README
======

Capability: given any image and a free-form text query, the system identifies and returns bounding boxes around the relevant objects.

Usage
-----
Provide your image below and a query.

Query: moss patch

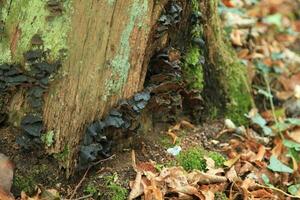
[13,164,49,195]
[176,147,226,171]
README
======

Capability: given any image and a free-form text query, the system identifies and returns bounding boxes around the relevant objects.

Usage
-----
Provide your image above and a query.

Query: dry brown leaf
[224,155,240,168]
[187,170,227,185]
[200,190,214,200]
[143,178,163,200]
[288,127,300,143]
[0,154,14,194]
[250,145,266,162]
[231,29,243,46]
[271,137,283,158]
[128,171,143,200]
[0,188,14,200]
[136,162,157,174]
[238,161,254,176]
[226,167,240,182]
[179,120,195,129]
[276,91,294,100]
[250,189,274,198]
[167,130,178,144]
[279,73,300,92]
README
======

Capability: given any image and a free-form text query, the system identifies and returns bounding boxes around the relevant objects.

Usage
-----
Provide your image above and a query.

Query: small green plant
[41,130,54,147]
[104,173,128,200]
[177,147,226,171]
[84,182,99,197]
[13,175,36,195]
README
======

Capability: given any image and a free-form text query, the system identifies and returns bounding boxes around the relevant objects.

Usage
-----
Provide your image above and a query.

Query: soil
[0,119,224,199]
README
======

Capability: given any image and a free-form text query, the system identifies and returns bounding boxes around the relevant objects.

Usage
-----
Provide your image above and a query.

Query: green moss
[0,0,72,63]
[215,192,228,200]
[13,164,48,195]
[14,175,36,195]
[176,147,226,171]
[104,173,128,200]
[177,147,206,171]
[183,45,204,90]
[107,183,128,200]
[181,1,204,91]
[84,182,99,197]
[208,151,226,168]
[105,0,148,96]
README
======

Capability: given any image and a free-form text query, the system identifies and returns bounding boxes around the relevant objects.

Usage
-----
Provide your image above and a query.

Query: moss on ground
[176,147,226,171]
[83,173,128,200]
[13,164,49,195]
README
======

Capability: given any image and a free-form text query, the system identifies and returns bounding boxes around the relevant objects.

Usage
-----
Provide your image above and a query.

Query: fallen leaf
[250,145,266,162]
[224,155,240,168]
[0,153,14,194]
[267,155,293,173]
[226,167,240,182]
[289,127,300,143]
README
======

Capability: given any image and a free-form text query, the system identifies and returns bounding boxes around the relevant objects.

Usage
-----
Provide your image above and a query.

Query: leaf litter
[1,0,300,199]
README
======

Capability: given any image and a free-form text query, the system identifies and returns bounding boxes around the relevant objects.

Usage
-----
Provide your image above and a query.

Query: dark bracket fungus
[78,46,201,169]
[0,47,61,149]
[156,2,182,37]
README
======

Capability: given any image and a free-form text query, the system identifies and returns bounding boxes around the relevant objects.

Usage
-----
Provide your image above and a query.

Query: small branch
[256,183,300,199]
[68,167,90,200]
[67,155,115,200]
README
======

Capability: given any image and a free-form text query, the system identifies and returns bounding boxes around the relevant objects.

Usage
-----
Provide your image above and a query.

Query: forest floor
[1,0,300,200]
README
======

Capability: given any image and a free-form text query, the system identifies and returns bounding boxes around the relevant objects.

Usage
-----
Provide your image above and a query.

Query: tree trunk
[0,0,252,174]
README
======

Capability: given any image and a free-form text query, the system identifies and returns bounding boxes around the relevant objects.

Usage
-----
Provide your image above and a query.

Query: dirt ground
[0,119,224,199]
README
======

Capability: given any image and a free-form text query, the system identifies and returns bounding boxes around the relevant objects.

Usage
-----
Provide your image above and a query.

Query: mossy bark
[1,0,253,174]
[0,0,169,174]
[200,0,253,124]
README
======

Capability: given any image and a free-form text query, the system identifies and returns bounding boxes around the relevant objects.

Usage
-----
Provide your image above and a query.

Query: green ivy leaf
[267,155,293,173]
[288,184,300,196]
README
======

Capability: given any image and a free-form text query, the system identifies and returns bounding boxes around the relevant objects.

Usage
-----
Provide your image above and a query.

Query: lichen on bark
[105,0,149,97]
[0,0,72,63]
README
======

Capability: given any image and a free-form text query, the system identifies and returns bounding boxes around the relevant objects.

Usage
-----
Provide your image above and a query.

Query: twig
[90,154,115,167]
[69,194,93,200]
[68,155,115,200]
[256,183,300,199]
[68,167,90,200]
[263,74,283,139]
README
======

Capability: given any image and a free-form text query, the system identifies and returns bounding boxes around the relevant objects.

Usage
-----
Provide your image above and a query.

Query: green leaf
[254,60,270,74]
[271,52,284,60]
[283,140,300,151]
[261,174,274,187]
[258,89,273,99]
[286,118,300,126]
[273,122,290,132]
[267,155,293,173]
[41,130,54,147]
[263,13,282,28]
[262,126,273,136]
[251,113,267,127]
[288,184,300,196]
